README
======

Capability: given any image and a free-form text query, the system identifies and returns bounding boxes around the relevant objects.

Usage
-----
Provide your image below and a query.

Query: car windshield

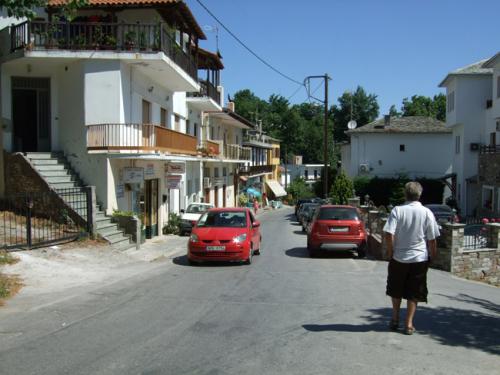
[318,207,359,220]
[186,204,212,214]
[197,211,248,228]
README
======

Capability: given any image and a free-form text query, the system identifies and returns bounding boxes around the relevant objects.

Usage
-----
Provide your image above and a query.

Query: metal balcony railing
[187,80,220,105]
[10,20,197,80]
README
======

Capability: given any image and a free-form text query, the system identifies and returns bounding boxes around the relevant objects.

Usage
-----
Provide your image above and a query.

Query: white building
[439,59,495,216]
[0,0,241,240]
[342,116,452,181]
[280,163,323,186]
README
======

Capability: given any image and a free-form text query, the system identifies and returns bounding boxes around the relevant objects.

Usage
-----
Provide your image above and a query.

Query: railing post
[86,186,97,238]
[26,197,33,249]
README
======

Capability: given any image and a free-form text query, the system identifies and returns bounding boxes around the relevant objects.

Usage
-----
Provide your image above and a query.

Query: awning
[265,180,287,198]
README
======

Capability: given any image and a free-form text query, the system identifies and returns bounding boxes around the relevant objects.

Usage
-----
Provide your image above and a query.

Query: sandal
[404,327,416,335]
[389,320,400,331]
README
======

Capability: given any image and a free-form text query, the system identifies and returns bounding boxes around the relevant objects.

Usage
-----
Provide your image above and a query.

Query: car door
[248,210,260,248]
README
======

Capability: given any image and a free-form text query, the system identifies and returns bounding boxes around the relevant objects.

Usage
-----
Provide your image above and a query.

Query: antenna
[203,25,219,51]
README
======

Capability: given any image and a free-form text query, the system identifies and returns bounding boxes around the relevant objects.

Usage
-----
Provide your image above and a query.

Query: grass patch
[0,274,22,305]
[0,250,18,265]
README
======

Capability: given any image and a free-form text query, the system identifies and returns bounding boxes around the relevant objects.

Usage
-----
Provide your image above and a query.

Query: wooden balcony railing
[87,123,198,155]
[198,140,220,156]
[10,20,197,80]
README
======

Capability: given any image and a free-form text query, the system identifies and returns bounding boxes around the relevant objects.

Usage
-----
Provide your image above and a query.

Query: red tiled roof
[48,0,178,5]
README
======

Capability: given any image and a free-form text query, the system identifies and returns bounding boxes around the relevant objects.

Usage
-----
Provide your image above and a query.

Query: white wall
[349,133,452,179]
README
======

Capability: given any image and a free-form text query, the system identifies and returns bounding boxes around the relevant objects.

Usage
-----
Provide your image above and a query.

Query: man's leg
[391,297,402,322]
[405,300,418,329]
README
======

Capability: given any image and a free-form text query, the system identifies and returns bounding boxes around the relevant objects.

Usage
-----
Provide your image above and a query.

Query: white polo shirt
[383,201,440,263]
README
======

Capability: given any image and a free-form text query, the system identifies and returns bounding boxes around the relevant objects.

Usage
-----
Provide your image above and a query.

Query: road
[0,206,499,375]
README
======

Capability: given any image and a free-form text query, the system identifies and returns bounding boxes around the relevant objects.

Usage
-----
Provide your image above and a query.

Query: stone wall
[477,152,500,218]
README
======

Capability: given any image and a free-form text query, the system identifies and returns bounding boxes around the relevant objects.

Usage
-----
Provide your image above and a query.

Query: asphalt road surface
[0,206,499,375]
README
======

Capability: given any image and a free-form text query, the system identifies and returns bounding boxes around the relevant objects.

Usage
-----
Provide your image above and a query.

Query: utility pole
[304,74,331,199]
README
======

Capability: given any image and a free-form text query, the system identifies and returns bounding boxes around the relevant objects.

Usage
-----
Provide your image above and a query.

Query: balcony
[186,80,221,111]
[239,165,273,176]
[198,140,220,157]
[87,123,198,155]
[199,140,251,161]
[10,20,197,81]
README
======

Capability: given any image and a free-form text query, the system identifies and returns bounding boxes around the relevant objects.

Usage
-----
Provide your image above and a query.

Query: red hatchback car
[307,205,366,258]
[187,208,262,265]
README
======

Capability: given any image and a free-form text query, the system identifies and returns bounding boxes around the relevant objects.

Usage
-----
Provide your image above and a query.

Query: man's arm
[427,239,437,260]
[385,232,394,260]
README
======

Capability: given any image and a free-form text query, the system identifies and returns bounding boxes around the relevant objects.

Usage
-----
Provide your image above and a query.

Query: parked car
[187,208,261,265]
[295,198,314,217]
[425,204,459,226]
[179,203,214,235]
[301,204,320,232]
[297,202,318,225]
[307,205,367,258]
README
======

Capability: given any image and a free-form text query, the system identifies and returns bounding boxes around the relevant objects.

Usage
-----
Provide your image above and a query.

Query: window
[222,167,227,177]
[482,186,494,210]
[314,170,318,179]
[142,100,151,123]
[455,135,460,154]
[174,114,180,131]
[160,108,168,127]
[235,135,239,144]
[497,76,500,98]
[399,144,405,152]
[186,120,190,135]
[304,170,309,179]
[447,91,455,112]
[187,180,192,195]
[214,167,219,178]
[490,132,496,147]
[203,167,210,177]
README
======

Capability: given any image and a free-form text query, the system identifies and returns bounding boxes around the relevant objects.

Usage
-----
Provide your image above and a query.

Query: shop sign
[123,167,144,183]
[116,184,125,199]
[145,163,155,177]
[167,162,185,174]
[166,174,182,189]
[213,177,225,186]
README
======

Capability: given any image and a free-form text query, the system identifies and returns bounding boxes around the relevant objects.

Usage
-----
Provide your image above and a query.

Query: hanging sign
[166,174,182,189]
[167,162,186,174]
[123,167,144,183]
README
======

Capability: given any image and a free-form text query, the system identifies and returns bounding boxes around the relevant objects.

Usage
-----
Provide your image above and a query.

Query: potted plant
[102,34,117,50]
[125,30,136,50]
[139,31,147,50]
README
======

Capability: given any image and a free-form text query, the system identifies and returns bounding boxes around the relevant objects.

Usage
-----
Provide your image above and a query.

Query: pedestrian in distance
[383,181,440,335]
[253,197,259,215]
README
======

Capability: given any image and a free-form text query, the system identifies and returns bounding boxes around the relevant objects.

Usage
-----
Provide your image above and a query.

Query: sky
[186,0,499,117]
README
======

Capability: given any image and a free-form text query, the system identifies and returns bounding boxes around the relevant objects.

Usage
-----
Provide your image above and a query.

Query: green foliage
[400,94,446,121]
[388,104,401,117]
[353,176,445,207]
[0,0,88,19]
[286,177,314,204]
[332,86,380,143]
[163,213,181,235]
[0,250,17,266]
[238,193,249,207]
[329,170,354,204]
[312,165,338,198]
[112,210,135,218]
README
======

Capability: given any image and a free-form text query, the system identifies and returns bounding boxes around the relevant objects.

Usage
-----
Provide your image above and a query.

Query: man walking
[383,182,440,335]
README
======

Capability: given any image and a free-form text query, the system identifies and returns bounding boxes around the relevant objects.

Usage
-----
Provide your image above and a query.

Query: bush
[330,170,354,204]
[163,212,181,235]
[286,177,314,205]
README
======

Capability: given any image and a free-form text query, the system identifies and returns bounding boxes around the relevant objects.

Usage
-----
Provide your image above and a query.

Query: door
[144,179,159,238]
[12,77,51,152]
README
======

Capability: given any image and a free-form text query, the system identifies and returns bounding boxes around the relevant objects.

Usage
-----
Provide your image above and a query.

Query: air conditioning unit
[359,164,370,173]
[203,177,212,189]
[470,143,479,151]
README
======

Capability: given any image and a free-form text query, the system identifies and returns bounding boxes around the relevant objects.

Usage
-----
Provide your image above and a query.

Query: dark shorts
[386,259,429,303]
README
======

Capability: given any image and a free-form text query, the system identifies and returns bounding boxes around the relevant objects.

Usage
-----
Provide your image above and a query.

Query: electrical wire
[194,0,304,87]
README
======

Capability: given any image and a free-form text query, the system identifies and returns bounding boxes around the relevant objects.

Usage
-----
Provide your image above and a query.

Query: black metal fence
[463,224,488,250]
[0,189,90,250]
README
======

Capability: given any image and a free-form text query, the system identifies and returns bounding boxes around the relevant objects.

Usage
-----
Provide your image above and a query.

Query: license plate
[206,246,225,251]
[329,227,348,233]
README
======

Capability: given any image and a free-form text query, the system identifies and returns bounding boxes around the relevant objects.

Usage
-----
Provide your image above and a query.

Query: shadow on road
[285,247,355,259]
[293,230,306,235]
[303,305,500,355]
[172,255,245,267]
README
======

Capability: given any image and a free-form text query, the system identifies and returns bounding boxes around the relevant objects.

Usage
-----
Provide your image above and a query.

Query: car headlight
[233,233,247,243]
[189,233,199,242]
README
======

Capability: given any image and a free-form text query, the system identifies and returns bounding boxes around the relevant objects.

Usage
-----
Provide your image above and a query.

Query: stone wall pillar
[348,197,360,208]
[486,223,500,249]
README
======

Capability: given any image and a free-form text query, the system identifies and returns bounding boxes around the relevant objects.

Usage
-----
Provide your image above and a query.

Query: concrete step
[45,175,78,184]
[39,170,71,177]
[25,152,63,159]
[111,237,134,249]
[49,182,79,189]
[104,232,130,244]
[96,220,117,230]
[98,225,121,237]
[30,159,62,165]
[35,164,67,171]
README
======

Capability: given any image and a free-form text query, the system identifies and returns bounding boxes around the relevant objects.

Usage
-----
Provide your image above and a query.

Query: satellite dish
[347,120,357,129]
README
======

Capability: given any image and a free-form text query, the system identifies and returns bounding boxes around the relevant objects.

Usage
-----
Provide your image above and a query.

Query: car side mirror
[180,209,185,214]
[252,221,260,228]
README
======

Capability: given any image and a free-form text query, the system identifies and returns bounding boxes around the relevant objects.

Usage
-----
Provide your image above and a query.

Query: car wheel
[245,245,253,265]
[307,239,317,258]
[254,236,262,255]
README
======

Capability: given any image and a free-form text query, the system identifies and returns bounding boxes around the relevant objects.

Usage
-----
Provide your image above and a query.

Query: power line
[194,0,304,86]
[287,84,306,101]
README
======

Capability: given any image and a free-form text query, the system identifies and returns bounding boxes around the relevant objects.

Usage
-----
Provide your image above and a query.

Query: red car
[307,205,366,258]
[187,208,262,265]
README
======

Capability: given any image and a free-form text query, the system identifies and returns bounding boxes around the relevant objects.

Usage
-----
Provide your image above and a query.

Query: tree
[329,170,354,205]
[332,86,379,142]
[286,177,314,204]
[388,104,401,117]
[0,0,87,19]
[400,93,446,121]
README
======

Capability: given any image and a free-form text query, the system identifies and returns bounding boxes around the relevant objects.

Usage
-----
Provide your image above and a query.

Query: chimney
[227,101,235,112]
[384,115,391,127]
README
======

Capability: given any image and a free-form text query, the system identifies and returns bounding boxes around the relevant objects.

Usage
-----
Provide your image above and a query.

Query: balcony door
[12,77,51,152]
